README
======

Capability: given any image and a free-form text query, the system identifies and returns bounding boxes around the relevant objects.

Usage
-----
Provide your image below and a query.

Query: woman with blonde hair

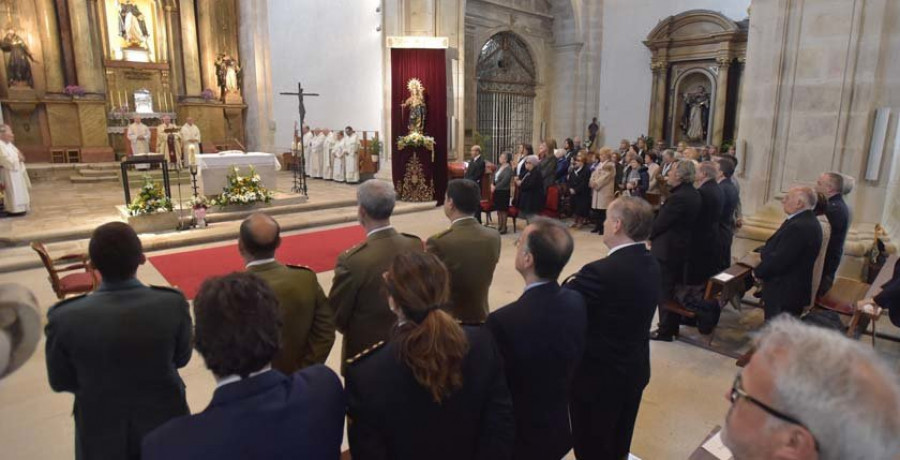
[589,148,616,234]
[346,252,514,460]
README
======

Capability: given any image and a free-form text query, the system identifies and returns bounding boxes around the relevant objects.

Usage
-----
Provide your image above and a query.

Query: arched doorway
[476,32,536,162]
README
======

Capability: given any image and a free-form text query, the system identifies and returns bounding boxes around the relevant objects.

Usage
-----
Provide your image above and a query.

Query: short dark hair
[239,214,281,260]
[525,217,574,280]
[717,156,736,178]
[446,179,481,215]
[723,153,738,167]
[609,197,654,241]
[89,222,143,282]
[193,273,281,378]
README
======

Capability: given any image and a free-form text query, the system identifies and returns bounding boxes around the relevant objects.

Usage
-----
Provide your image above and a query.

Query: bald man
[239,213,335,373]
[754,187,823,319]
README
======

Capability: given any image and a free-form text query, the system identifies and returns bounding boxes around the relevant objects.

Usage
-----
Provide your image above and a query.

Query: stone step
[79,168,120,177]
[83,163,121,171]
[69,175,119,183]
[69,174,193,184]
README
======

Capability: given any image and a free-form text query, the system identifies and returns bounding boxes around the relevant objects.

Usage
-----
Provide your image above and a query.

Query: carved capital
[716,56,733,67]
[650,60,668,73]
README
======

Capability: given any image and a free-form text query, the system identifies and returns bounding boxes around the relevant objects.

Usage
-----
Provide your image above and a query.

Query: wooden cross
[279,82,319,128]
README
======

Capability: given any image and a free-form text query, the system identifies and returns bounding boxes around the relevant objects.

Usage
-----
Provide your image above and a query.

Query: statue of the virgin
[401,78,426,135]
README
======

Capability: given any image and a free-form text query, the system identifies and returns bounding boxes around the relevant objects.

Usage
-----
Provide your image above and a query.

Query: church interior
[1,0,900,458]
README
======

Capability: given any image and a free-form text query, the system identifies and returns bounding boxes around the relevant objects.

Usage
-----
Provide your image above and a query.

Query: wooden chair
[539,185,561,218]
[31,242,101,300]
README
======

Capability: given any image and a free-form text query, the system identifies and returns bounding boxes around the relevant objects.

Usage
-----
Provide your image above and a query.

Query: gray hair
[820,172,843,195]
[525,155,540,166]
[608,197,653,241]
[673,160,696,184]
[661,149,675,160]
[698,161,718,181]
[754,316,900,459]
[357,180,396,220]
[839,173,854,195]
[792,186,818,210]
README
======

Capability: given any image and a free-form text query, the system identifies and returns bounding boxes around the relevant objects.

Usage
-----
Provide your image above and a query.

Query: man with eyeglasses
[721,316,900,459]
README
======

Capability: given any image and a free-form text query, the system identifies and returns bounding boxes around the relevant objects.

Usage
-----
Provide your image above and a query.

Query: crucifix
[279,82,319,195]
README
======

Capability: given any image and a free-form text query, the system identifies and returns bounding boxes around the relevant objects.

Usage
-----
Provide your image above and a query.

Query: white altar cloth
[197,152,282,195]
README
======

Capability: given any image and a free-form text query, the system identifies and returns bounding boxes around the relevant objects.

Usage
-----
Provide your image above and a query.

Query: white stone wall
[596,0,749,146]
[267,0,384,150]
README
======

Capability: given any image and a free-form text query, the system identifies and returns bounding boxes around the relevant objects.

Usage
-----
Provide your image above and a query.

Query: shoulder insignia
[402,232,423,241]
[428,228,452,240]
[48,294,88,315]
[286,264,314,272]
[343,241,368,258]
[150,285,186,296]
[345,340,386,365]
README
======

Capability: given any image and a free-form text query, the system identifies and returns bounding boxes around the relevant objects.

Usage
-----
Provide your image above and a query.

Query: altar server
[126,116,151,171]
[179,117,201,166]
[0,125,31,215]
[344,126,360,183]
[157,115,182,166]
[310,129,326,179]
[322,129,334,181]
[332,130,346,182]
[302,125,313,176]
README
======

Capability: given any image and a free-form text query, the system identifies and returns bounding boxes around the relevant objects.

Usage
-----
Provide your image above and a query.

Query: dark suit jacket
[330,227,423,373]
[466,156,486,185]
[650,183,701,271]
[45,279,192,460]
[142,366,345,460]
[687,180,725,284]
[487,282,586,460]
[539,155,558,191]
[346,327,514,460]
[518,169,545,214]
[875,258,900,327]
[755,210,823,312]
[822,194,851,283]
[718,178,740,268]
[427,218,502,323]
[564,244,661,395]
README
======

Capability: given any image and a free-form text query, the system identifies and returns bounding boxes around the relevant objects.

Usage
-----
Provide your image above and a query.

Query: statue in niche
[401,78,426,135]
[0,29,35,88]
[118,0,150,48]
[215,53,242,100]
[680,85,710,142]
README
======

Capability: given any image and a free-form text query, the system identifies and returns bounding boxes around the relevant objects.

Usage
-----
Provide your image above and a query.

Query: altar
[197,151,281,196]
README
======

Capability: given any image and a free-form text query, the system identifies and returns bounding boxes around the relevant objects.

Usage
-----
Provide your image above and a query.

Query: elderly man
[329,180,423,374]
[239,213,334,373]
[565,197,660,459]
[686,161,724,285]
[179,117,201,166]
[157,115,181,166]
[464,145,486,223]
[722,316,900,459]
[0,125,31,215]
[815,172,852,296]
[488,218,586,460]
[717,156,740,269]
[754,186,823,319]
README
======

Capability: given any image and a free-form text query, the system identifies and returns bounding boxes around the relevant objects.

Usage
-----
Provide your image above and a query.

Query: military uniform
[329,227,423,374]
[44,279,192,460]
[426,217,501,323]
[247,260,335,374]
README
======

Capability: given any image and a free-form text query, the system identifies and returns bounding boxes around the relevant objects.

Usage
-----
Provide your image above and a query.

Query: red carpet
[149,225,366,299]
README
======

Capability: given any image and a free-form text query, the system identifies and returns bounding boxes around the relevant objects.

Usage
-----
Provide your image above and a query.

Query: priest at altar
[344,126,360,183]
[322,129,335,181]
[0,125,31,215]
[157,116,182,166]
[126,116,151,171]
[310,129,326,178]
[180,117,201,166]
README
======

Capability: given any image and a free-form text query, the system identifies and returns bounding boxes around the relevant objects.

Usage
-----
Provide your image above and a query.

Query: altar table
[197,151,281,196]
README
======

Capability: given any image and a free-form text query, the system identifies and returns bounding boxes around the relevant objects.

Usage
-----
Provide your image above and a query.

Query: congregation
[27,149,900,459]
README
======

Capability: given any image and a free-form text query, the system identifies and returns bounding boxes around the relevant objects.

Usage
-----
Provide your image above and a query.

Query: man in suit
[330,180,423,373]
[465,145,486,223]
[239,213,335,374]
[754,186,823,319]
[565,197,660,460]
[815,172,852,296]
[717,156,740,270]
[686,161,724,285]
[45,222,192,460]
[650,161,702,341]
[142,273,345,460]
[427,179,501,324]
[487,217,586,460]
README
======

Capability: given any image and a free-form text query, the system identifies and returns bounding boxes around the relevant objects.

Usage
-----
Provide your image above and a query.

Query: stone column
[35,0,64,91]
[648,60,667,142]
[179,0,203,95]
[196,0,218,95]
[711,56,731,146]
[237,0,275,152]
[163,2,182,96]
[67,0,105,92]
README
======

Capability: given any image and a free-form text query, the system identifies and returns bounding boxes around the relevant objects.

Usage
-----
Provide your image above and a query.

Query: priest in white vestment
[0,125,31,214]
[179,117,201,166]
[332,131,345,182]
[344,126,360,183]
[156,115,182,166]
[302,125,313,176]
[126,116,151,171]
[322,129,334,181]
[310,129,326,178]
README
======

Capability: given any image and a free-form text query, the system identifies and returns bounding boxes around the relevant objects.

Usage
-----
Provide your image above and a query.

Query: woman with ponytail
[346,251,514,460]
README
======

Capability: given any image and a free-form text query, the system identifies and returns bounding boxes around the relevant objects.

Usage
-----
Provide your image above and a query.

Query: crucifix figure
[280,82,319,128]
[279,82,319,195]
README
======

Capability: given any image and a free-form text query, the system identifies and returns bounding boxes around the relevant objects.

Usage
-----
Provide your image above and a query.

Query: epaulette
[150,285,185,296]
[342,241,368,259]
[47,294,87,315]
[286,264,314,272]
[345,340,385,366]
[428,228,452,240]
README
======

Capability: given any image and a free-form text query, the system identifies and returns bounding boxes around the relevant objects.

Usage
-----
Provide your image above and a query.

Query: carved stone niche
[644,10,747,147]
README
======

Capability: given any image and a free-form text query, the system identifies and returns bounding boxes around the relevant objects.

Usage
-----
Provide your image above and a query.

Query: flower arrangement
[396,132,436,152]
[127,176,173,216]
[188,194,210,210]
[210,166,274,207]
[64,85,86,97]
[201,88,216,101]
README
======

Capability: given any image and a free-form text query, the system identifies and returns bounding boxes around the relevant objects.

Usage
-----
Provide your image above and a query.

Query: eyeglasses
[729,372,820,451]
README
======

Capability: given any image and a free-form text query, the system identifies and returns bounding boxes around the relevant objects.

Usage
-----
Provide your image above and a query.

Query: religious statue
[215,54,242,100]
[401,78,426,135]
[681,85,710,142]
[118,0,150,48]
[0,30,35,88]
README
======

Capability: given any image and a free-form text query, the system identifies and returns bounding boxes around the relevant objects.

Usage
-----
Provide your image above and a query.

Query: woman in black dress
[567,153,592,229]
[515,155,545,223]
[492,152,513,234]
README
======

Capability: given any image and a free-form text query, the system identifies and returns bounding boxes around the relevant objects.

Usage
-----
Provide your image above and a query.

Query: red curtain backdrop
[391,48,448,204]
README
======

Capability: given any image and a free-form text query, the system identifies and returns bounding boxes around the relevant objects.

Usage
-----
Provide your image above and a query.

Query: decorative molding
[386,36,449,49]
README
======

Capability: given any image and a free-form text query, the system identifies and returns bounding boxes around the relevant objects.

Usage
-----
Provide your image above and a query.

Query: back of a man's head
[525,217,574,280]
[446,179,480,215]
[608,197,653,242]
[743,317,900,459]
[717,156,736,178]
[239,213,281,261]
[357,180,396,221]
[89,222,144,282]
[193,272,281,379]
